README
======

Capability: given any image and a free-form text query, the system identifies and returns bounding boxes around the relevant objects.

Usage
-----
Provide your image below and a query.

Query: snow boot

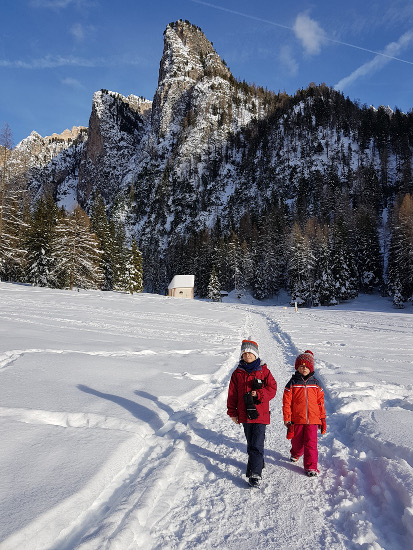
[247,458,264,476]
[248,473,261,488]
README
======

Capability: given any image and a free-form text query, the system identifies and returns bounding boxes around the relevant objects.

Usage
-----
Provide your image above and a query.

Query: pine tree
[25,195,60,286]
[392,279,405,308]
[312,224,336,305]
[288,223,306,306]
[251,226,270,300]
[354,206,382,293]
[120,238,143,294]
[0,123,29,282]
[90,192,115,290]
[213,235,230,293]
[50,206,103,290]
[227,230,244,298]
[387,194,413,303]
[0,187,30,282]
[288,222,316,306]
[207,265,221,301]
[0,123,13,244]
[194,228,213,298]
[330,217,358,302]
[109,219,126,291]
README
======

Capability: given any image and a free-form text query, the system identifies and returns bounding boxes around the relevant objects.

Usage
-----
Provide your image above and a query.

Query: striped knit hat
[240,339,259,359]
[295,350,314,373]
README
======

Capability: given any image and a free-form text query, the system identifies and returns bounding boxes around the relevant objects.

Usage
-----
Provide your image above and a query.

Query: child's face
[242,352,256,363]
[297,364,310,376]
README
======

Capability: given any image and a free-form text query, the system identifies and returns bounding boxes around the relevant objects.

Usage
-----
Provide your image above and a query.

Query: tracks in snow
[4,303,411,549]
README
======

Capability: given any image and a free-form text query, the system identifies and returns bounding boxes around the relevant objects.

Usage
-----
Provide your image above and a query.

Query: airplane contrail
[189,0,413,66]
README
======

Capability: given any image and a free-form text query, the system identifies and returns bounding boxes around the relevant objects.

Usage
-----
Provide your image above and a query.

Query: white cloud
[29,0,97,8]
[30,0,75,7]
[0,53,145,70]
[293,12,327,55]
[335,30,413,91]
[0,55,97,69]
[61,77,83,89]
[70,23,85,42]
[70,23,96,43]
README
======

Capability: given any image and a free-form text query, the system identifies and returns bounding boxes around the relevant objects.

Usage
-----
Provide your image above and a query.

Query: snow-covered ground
[1,283,412,550]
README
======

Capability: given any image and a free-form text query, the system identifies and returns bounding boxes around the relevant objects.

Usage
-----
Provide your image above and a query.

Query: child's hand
[286,423,294,439]
[320,419,327,434]
[230,416,240,424]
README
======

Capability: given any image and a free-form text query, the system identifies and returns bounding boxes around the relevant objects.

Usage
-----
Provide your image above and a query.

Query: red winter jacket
[283,372,326,425]
[227,362,277,424]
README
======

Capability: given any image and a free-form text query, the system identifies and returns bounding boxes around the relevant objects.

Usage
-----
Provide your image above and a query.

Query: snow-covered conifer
[119,238,143,294]
[0,123,29,282]
[50,206,103,290]
[387,194,413,303]
[91,192,115,290]
[207,265,221,301]
[25,195,60,286]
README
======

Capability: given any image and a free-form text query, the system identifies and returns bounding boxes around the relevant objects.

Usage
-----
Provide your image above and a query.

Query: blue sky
[2,0,413,145]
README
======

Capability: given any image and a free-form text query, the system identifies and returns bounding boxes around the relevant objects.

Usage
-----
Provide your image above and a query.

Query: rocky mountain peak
[160,20,231,84]
[152,20,232,137]
[45,126,88,143]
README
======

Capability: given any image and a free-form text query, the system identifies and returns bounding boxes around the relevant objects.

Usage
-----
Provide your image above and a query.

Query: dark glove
[251,379,263,404]
[243,392,259,420]
[286,422,294,439]
[251,378,264,391]
[319,419,327,435]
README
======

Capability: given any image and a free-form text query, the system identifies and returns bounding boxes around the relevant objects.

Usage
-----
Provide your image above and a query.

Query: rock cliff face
[77,91,151,203]
[152,20,232,138]
[9,127,87,202]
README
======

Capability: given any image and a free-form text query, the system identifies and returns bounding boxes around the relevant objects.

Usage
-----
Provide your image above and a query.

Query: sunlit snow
[1,283,412,549]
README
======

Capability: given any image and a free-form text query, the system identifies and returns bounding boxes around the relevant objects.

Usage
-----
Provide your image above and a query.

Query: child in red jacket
[227,338,277,488]
[283,350,326,477]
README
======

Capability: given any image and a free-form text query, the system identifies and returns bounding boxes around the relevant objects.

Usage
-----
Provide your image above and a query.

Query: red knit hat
[240,339,259,359]
[295,350,314,373]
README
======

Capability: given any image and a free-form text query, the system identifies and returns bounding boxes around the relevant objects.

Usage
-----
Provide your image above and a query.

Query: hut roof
[168,275,195,290]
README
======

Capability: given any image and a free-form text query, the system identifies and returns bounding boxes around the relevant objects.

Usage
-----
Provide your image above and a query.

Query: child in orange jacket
[282,350,326,477]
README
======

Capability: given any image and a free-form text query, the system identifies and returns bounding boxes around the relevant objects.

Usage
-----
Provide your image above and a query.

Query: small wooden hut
[168,275,195,299]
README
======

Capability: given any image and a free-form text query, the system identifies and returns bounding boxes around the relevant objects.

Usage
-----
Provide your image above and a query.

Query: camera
[251,378,264,390]
[243,392,259,419]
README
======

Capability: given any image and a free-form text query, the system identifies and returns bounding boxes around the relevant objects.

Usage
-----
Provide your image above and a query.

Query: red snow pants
[290,424,318,471]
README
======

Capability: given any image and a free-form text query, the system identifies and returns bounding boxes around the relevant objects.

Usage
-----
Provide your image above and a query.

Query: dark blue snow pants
[243,423,266,477]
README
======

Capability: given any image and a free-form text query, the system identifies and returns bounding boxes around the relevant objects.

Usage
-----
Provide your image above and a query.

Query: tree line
[143,193,413,308]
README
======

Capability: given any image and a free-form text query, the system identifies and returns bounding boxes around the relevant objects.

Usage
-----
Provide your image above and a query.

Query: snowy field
[1,282,413,550]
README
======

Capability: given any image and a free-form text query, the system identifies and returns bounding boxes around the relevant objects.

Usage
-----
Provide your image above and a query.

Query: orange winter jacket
[283,372,326,425]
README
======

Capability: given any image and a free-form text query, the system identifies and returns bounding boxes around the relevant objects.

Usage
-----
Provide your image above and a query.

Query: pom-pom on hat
[295,350,314,373]
[240,339,259,359]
